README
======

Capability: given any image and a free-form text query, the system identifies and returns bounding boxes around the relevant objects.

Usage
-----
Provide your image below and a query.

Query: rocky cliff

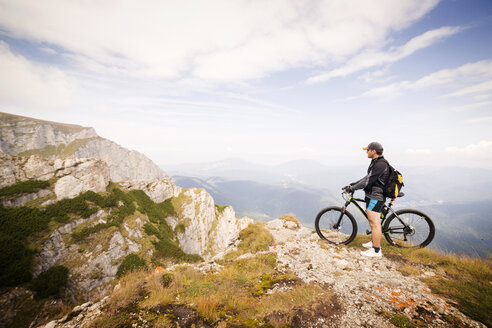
[0,151,249,289]
[0,113,255,327]
[0,112,167,181]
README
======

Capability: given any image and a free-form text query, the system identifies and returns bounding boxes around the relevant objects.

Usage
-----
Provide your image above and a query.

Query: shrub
[391,314,414,328]
[0,180,50,197]
[0,232,33,286]
[116,254,147,278]
[45,196,98,221]
[152,239,202,263]
[129,190,176,222]
[161,273,173,287]
[30,265,69,299]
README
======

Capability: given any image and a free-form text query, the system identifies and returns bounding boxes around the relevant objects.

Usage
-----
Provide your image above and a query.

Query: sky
[0,0,491,169]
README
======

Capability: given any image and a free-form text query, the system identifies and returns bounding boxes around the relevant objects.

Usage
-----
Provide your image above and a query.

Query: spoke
[387,212,431,247]
[317,209,354,244]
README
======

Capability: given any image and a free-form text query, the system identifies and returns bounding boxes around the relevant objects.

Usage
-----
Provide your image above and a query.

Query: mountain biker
[343,141,389,258]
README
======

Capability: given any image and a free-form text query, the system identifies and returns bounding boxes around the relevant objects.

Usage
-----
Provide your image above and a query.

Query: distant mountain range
[168,158,492,257]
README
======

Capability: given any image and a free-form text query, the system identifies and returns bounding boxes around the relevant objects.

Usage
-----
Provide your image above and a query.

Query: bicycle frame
[339,192,399,232]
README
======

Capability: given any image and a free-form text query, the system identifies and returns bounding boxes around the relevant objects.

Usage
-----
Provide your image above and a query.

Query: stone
[120,178,181,203]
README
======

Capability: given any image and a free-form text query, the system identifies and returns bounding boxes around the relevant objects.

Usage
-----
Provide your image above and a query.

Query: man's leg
[366,209,382,248]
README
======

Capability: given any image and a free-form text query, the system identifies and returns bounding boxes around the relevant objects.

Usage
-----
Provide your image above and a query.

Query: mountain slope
[38,218,489,328]
[0,112,167,181]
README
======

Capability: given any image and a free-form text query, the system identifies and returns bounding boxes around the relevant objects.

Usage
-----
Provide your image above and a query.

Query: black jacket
[350,156,389,201]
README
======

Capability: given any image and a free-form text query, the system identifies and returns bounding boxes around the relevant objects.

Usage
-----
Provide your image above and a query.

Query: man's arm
[350,175,369,191]
[349,161,387,191]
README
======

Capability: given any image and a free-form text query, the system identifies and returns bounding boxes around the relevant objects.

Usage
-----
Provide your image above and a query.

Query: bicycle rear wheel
[315,207,357,245]
[383,209,435,248]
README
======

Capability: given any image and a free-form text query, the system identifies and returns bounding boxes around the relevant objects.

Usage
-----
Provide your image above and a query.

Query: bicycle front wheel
[383,209,435,248]
[315,207,357,245]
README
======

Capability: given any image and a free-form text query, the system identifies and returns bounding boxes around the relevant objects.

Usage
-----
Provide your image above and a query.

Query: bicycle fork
[335,201,351,230]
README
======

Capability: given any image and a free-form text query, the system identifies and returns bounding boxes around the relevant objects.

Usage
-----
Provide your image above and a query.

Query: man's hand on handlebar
[342,185,353,193]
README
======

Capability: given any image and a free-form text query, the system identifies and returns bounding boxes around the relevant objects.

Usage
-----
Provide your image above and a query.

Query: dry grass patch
[140,273,174,309]
[255,284,331,317]
[105,270,148,314]
[397,265,420,276]
[224,221,274,260]
[279,214,301,229]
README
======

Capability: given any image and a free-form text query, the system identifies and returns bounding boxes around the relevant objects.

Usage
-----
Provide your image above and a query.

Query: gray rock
[1,189,52,207]
[0,112,169,182]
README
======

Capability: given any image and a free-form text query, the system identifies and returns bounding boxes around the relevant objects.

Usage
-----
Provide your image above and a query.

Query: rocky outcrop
[0,112,97,155]
[0,112,169,182]
[0,152,54,187]
[0,153,110,200]
[40,296,109,328]
[73,139,168,182]
[172,188,252,258]
[53,158,110,200]
[1,189,52,207]
[119,178,181,203]
[34,210,110,276]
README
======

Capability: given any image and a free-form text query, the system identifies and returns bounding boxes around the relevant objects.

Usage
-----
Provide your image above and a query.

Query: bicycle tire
[383,209,435,248]
[315,206,358,245]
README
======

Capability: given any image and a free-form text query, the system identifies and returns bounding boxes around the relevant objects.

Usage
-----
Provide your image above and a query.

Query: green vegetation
[18,137,100,157]
[225,222,274,260]
[0,180,50,197]
[391,314,414,328]
[161,273,173,287]
[116,254,147,278]
[0,187,137,288]
[215,204,227,214]
[0,232,33,286]
[30,265,69,299]
[92,251,329,328]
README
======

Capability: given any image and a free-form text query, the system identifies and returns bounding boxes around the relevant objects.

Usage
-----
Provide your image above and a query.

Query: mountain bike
[315,191,435,248]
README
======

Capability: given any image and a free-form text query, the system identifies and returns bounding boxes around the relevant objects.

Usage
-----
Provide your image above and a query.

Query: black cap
[363,142,383,152]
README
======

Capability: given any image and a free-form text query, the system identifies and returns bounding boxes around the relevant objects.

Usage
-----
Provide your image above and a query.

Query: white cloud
[39,46,57,54]
[449,101,492,111]
[358,59,492,99]
[0,0,439,83]
[445,140,492,155]
[307,25,460,84]
[443,80,492,98]
[0,41,75,108]
[466,116,492,123]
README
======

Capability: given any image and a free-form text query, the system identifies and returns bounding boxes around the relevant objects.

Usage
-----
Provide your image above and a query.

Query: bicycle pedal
[365,229,372,235]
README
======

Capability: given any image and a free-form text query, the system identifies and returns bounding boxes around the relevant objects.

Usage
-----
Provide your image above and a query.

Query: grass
[352,234,492,327]
[391,314,415,328]
[215,204,227,214]
[18,137,100,157]
[224,221,274,260]
[98,252,328,327]
[279,214,300,229]
[91,222,330,327]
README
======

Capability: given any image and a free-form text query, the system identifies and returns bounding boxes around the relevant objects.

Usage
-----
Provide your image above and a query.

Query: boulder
[54,158,110,200]
[119,178,181,203]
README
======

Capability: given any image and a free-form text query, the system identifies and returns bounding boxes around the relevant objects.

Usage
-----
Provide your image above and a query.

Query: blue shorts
[365,197,385,213]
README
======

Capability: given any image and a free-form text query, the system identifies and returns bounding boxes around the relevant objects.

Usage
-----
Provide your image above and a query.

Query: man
[343,141,389,258]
